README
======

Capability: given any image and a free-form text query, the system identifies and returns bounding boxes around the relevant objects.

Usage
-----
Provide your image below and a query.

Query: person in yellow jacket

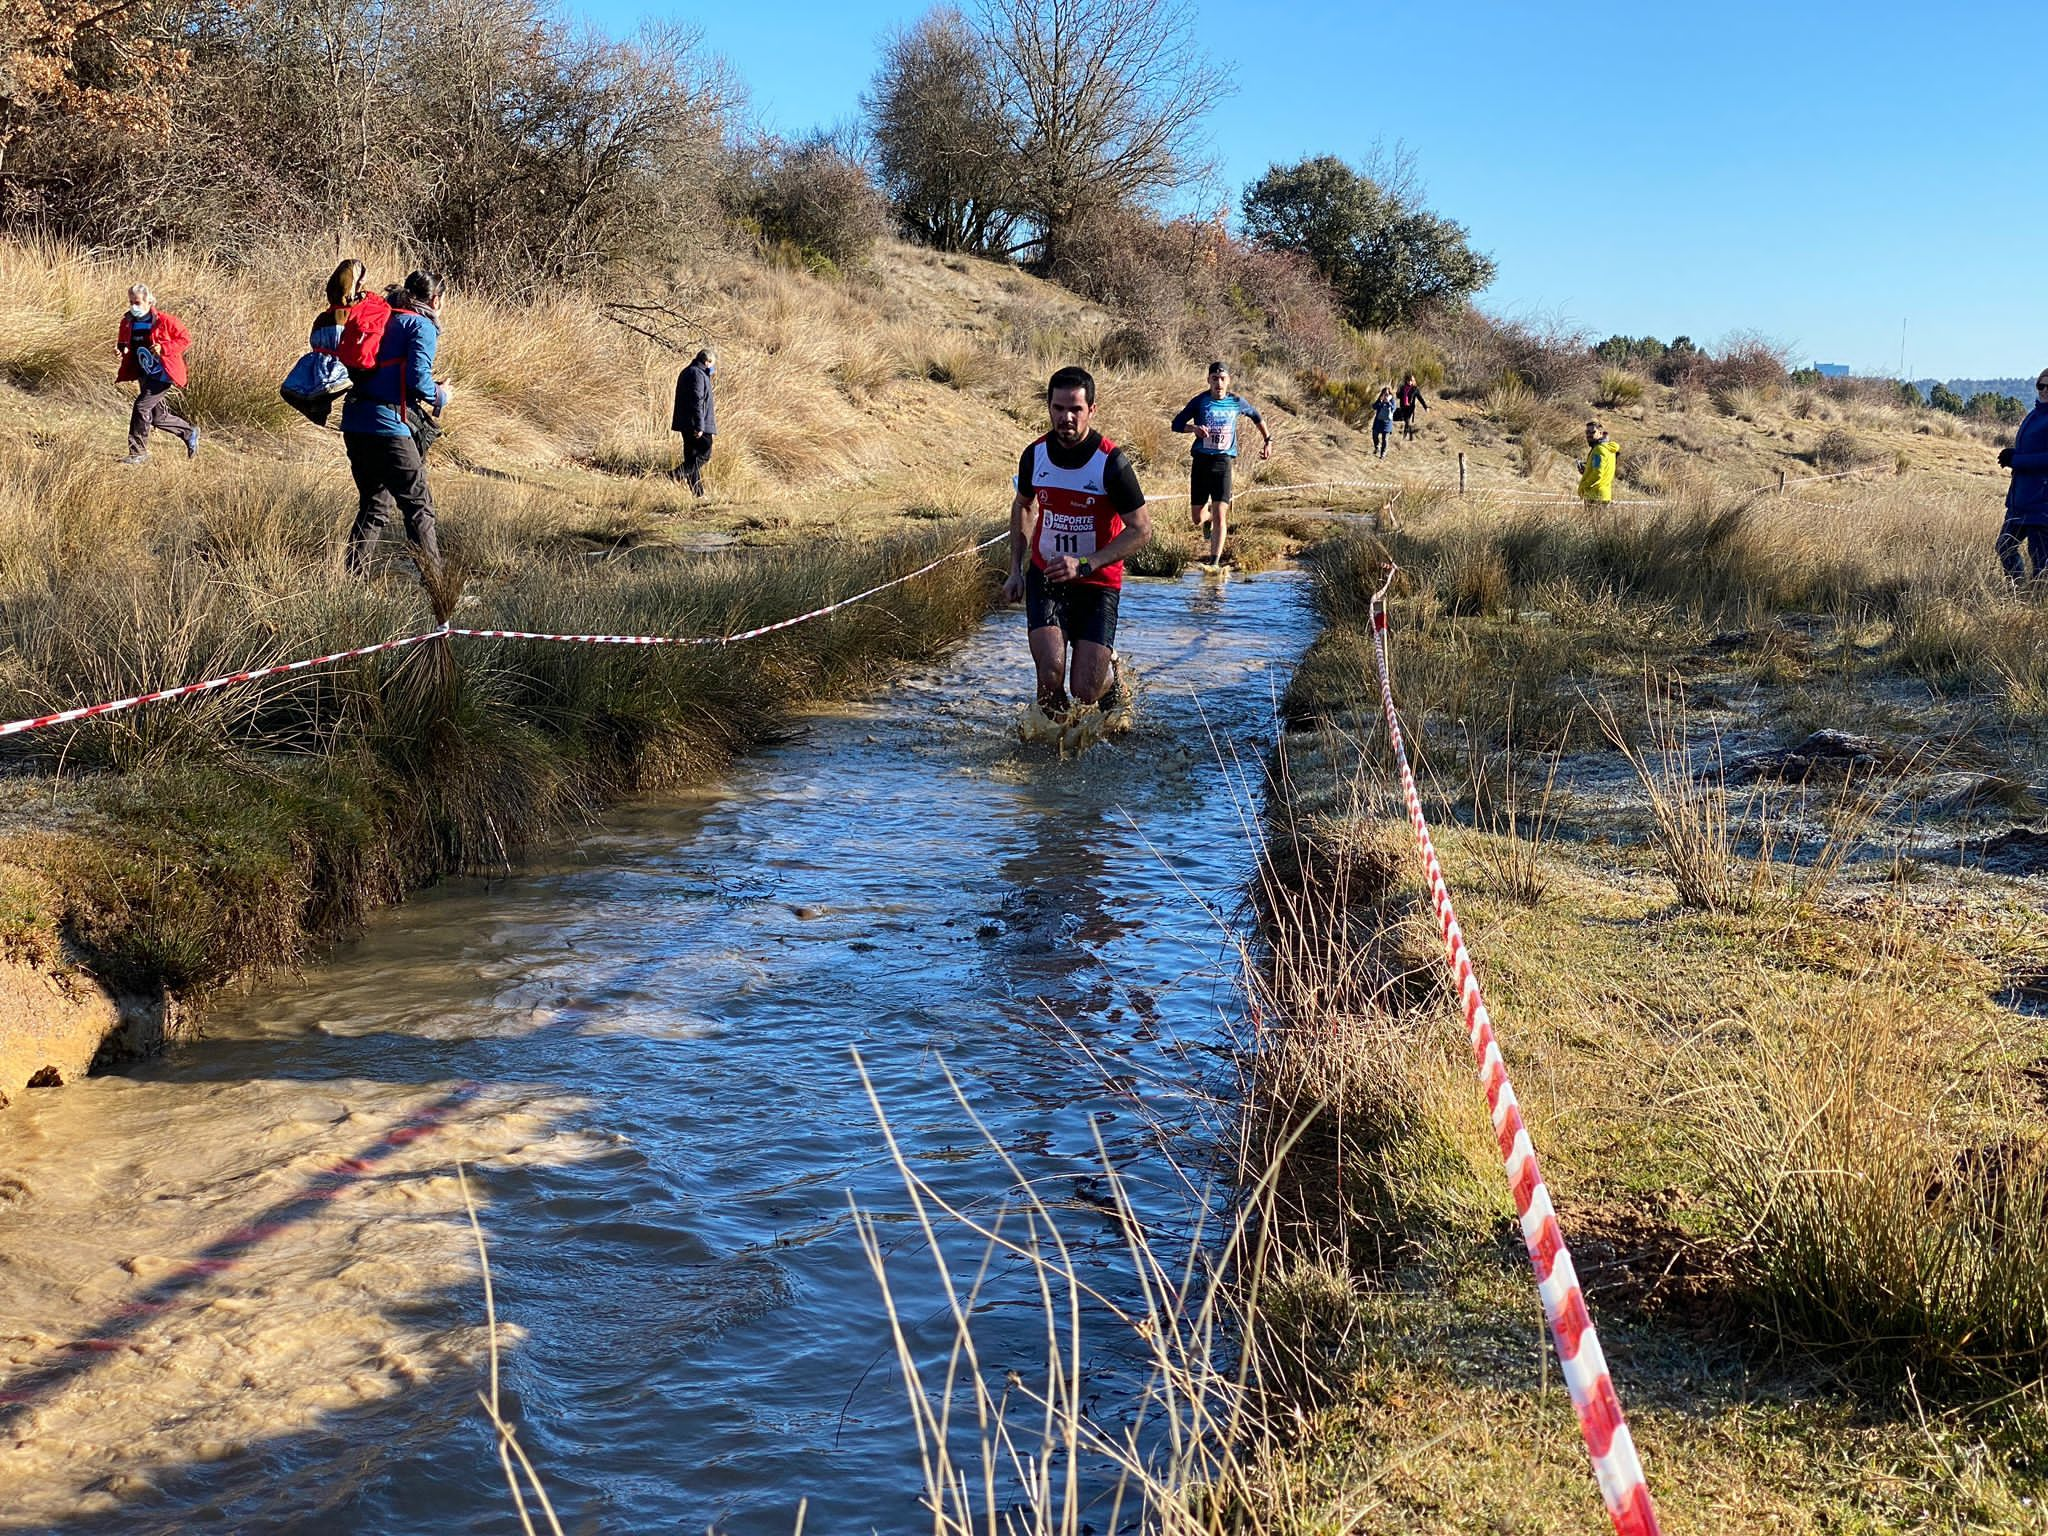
[1578,420,1619,504]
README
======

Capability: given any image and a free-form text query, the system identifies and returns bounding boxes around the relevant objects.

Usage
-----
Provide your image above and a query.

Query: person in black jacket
[671,348,717,495]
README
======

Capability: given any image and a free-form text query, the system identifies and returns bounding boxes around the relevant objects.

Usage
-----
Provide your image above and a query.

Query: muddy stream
[0,570,1310,1533]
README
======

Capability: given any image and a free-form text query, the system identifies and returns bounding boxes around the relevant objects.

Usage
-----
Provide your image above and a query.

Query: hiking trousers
[675,431,714,495]
[130,385,194,456]
[344,431,441,574]
[1997,518,2048,585]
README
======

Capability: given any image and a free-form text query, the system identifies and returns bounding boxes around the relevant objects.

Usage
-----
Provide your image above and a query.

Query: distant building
[1812,363,1850,378]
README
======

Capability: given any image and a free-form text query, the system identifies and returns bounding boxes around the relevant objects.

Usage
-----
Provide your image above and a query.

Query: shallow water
[0,569,1310,1534]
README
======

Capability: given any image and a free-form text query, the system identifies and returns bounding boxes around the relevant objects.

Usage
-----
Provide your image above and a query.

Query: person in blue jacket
[341,270,449,579]
[1997,368,2048,587]
[1171,361,1271,567]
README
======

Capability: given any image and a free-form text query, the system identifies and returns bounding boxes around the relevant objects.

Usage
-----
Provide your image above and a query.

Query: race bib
[1036,507,1100,562]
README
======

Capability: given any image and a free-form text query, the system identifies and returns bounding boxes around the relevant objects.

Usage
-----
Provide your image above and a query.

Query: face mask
[129,303,150,318]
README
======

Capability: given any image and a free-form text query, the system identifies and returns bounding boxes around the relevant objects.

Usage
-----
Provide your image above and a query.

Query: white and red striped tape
[1367,565,1661,1536]
[0,535,1005,740]
[0,628,451,739]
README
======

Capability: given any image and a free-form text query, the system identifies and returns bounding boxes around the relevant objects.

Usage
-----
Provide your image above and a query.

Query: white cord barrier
[1368,564,1661,1536]
[0,535,1006,739]
[448,534,1005,649]
[1238,477,1415,498]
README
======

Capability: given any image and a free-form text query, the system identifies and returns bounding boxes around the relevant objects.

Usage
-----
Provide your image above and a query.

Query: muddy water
[0,569,1309,1534]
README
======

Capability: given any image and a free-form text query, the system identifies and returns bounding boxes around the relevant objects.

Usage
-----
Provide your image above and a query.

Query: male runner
[1171,361,1271,567]
[1001,365,1153,715]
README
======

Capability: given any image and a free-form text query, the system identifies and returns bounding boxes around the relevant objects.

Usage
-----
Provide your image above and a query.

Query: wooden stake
[1458,452,1467,497]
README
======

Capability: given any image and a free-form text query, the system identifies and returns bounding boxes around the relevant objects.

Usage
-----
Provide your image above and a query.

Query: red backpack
[337,291,394,379]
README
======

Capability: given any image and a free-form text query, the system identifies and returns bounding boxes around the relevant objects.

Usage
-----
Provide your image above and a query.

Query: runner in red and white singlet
[1001,366,1153,715]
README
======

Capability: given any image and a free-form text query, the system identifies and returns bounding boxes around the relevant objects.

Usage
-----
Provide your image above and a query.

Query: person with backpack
[339,270,449,579]
[671,348,717,496]
[1370,385,1397,458]
[116,284,198,465]
[1395,372,1429,440]
[280,259,367,429]
[1995,368,2048,586]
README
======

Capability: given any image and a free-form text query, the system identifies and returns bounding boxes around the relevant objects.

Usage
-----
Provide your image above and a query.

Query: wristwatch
[1076,558,1094,578]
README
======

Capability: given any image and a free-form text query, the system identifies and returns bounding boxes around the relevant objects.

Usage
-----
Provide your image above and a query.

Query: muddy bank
[0,958,181,1105]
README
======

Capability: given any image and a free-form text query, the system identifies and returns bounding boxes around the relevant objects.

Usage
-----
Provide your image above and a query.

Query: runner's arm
[1244,401,1273,458]
[1002,484,1036,602]
[1170,397,1199,434]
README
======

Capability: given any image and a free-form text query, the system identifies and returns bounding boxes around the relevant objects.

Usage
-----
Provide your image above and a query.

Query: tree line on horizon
[0,0,1494,357]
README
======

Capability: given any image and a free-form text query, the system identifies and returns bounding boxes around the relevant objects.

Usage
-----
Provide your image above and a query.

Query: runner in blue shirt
[1171,361,1271,568]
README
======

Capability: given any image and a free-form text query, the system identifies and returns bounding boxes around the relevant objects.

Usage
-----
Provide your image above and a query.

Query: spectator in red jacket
[115,284,199,465]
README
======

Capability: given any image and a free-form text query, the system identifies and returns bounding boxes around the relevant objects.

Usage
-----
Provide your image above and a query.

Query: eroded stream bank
[0,568,1310,1533]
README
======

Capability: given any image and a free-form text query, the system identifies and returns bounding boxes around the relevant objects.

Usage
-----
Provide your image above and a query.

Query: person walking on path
[1996,368,2048,586]
[671,348,717,496]
[1370,386,1396,459]
[1578,420,1620,505]
[1003,365,1153,716]
[1395,372,1429,440]
[1170,361,1269,567]
[280,259,367,428]
[340,270,448,579]
[116,284,198,465]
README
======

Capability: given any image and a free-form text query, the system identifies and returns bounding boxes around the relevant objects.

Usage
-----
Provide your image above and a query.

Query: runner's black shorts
[1025,565,1120,649]
[1189,454,1233,507]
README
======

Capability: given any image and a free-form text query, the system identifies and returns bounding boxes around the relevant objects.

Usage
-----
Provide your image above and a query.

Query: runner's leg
[1209,500,1229,565]
[1023,565,1071,710]
[1029,625,1070,709]
[1065,584,1121,704]
[1070,641,1115,704]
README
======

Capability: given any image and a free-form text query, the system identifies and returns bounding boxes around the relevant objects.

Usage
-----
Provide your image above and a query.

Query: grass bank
[1238,484,2048,1530]
[0,421,999,1068]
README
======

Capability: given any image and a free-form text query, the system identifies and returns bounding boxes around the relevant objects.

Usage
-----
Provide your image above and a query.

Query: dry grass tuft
[1598,675,1742,910]
[1708,994,2048,1372]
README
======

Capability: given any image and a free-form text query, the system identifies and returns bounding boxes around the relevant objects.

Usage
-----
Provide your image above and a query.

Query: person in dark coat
[116,283,199,464]
[671,348,717,496]
[1395,372,1429,439]
[1997,368,2048,586]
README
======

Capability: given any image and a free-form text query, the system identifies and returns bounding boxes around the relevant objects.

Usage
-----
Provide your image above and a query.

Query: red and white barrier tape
[0,535,1005,739]
[0,628,451,739]
[1367,565,1661,1536]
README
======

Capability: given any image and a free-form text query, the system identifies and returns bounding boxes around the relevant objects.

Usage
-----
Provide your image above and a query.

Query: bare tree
[864,8,1019,255]
[973,0,1225,268]
[401,5,741,289]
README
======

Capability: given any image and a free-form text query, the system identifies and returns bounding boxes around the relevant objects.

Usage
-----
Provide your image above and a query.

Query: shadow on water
[0,569,1313,1534]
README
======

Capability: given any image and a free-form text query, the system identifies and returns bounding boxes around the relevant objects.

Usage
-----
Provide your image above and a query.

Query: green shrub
[1593,367,1644,407]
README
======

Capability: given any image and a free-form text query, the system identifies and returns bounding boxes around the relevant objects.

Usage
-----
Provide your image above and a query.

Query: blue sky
[571,0,2043,379]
